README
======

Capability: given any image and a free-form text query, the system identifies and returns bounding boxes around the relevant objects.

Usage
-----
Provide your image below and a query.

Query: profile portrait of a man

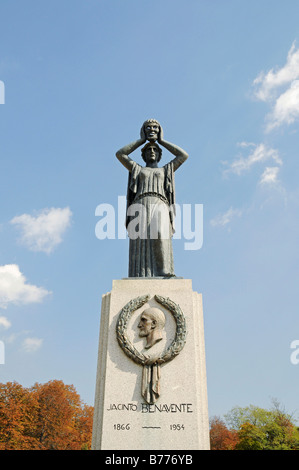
[137,307,166,350]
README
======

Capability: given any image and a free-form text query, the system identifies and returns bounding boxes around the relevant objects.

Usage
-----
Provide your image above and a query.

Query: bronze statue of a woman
[116,119,188,278]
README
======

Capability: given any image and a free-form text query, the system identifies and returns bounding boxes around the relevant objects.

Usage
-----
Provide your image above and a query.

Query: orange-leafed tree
[0,382,40,450]
[0,380,93,450]
[209,416,239,450]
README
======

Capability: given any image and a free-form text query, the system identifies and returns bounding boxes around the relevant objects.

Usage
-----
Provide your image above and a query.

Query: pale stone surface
[92,278,210,450]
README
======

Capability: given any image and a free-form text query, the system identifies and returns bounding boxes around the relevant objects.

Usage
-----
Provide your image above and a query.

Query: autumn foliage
[209,417,239,450]
[0,380,93,450]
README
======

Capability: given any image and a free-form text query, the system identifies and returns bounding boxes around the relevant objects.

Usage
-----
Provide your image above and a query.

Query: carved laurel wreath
[116,294,187,365]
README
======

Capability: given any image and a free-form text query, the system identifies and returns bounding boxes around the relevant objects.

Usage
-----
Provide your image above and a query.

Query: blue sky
[1,0,299,422]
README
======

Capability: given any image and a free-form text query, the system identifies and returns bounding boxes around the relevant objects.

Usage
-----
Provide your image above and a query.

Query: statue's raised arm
[157,124,188,171]
[115,126,146,172]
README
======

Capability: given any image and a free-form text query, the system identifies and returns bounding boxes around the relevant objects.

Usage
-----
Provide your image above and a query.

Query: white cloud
[253,42,299,131]
[22,337,43,353]
[253,42,299,101]
[11,207,72,254]
[210,207,243,228]
[266,80,299,131]
[0,264,51,309]
[224,143,282,176]
[0,316,11,329]
[5,330,30,344]
[237,141,256,148]
[259,166,281,185]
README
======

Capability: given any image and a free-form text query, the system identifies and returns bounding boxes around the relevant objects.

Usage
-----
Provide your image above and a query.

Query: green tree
[224,401,299,450]
[236,422,267,450]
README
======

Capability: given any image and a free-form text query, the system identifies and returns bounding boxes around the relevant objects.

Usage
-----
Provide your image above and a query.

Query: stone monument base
[91,278,210,450]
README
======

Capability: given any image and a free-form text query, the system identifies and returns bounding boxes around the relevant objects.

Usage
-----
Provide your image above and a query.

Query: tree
[224,402,299,450]
[0,381,42,449]
[210,416,239,450]
[75,403,94,450]
[0,380,94,450]
[33,380,83,449]
[235,422,267,450]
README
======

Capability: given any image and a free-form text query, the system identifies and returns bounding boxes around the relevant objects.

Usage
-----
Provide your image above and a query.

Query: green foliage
[236,423,266,450]
[222,401,299,450]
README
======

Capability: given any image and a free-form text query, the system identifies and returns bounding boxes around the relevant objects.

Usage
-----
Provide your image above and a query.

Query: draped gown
[126,160,176,277]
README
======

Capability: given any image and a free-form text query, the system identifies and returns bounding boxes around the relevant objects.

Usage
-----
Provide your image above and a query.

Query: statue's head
[141,142,162,165]
[138,307,166,349]
[142,119,160,142]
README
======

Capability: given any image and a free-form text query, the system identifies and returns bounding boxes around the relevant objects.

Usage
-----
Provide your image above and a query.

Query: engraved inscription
[107,403,138,411]
[107,402,193,413]
[141,403,193,413]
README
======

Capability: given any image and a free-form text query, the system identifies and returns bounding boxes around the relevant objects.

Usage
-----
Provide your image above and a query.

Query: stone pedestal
[91,278,209,450]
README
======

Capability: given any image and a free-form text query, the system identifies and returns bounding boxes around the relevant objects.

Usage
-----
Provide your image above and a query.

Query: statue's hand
[140,125,146,143]
[158,124,164,143]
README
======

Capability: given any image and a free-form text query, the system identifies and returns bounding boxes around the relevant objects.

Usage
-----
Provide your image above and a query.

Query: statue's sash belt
[133,192,169,205]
